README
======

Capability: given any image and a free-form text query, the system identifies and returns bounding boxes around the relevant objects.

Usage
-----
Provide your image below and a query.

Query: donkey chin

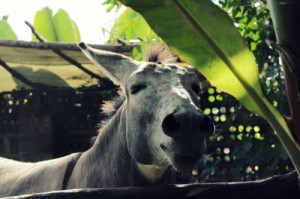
[160,139,206,172]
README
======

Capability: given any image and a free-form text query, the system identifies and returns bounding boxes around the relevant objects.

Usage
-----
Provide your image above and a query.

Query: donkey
[0,43,214,197]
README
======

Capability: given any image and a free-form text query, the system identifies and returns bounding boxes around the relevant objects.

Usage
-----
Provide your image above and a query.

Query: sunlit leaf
[102,0,122,12]
[71,20,81,42]
[254,132,264,140]
[109,8,158,42]
[32,7,57,41]
[0,19,18,40]
[53,9,81,43]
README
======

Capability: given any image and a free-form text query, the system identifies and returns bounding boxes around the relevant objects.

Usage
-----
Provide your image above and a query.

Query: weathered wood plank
[0,40,138,91]
[3,171,299,199]
[0,40,138,65]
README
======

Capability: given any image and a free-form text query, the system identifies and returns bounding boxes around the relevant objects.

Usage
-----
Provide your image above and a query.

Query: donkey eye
[130,84,147,95]
[191,84,201,95]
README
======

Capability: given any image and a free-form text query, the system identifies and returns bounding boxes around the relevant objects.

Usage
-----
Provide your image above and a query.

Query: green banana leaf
[71,20,81,42]
[0,19,18,40]
[119,0,300,173]
[32,7,80,43]
[109,8,158,42]
[32,7,57,41]
[53,9,81,43]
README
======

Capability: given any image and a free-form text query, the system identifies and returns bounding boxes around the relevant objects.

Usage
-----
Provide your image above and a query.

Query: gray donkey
[0,43,214,197]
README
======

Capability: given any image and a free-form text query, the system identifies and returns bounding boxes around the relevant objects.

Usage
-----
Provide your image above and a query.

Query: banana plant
[0,16,18,40]
[32,7,80,43]
[109,7,158,43]
[118,0,300,177]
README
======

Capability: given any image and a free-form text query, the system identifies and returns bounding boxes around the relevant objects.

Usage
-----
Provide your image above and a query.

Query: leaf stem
[267,41,300,145]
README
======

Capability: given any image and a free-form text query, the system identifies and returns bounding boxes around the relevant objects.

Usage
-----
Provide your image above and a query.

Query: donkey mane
[101,91,125,120]
[143,43,177,64]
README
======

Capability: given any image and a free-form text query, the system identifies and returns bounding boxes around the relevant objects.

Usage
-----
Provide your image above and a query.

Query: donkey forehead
[128,62,199,84]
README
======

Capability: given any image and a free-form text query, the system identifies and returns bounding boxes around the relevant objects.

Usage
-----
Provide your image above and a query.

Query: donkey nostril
[199,115,215,134]
[162,114,181,136]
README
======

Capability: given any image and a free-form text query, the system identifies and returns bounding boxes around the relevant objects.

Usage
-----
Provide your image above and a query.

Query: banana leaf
[32,7,57,41]
[32,7,80,43]
[53,9,81,43]
[0,19,18,40]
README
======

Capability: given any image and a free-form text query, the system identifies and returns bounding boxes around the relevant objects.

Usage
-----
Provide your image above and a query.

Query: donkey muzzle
[160,108,214,171]
[162,109,214,137]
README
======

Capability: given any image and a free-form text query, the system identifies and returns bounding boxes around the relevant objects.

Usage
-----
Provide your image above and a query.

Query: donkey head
[79,43,214,173]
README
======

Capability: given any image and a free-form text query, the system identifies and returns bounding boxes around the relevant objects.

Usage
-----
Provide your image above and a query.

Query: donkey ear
[78,42,139,87]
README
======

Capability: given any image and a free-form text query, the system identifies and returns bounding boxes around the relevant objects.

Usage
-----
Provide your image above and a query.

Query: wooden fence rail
[3,171,299,199]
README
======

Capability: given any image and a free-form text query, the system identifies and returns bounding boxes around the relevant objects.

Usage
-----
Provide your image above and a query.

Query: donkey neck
[69,104,149,188]
[69,103,170,188]
[136,162,170,183]
[87,105,137,186]
[91,104,169,185]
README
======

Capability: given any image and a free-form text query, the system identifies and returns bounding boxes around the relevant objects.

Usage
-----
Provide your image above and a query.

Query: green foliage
[220,0,288,112]
[199,87,292,181]
[32,7,57,41]
[108,7,161,60]
[108,8,159,43]
[32,7,81,43]
[53,9,81,42]
[0,16,18,40]
[102,0,123,12]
